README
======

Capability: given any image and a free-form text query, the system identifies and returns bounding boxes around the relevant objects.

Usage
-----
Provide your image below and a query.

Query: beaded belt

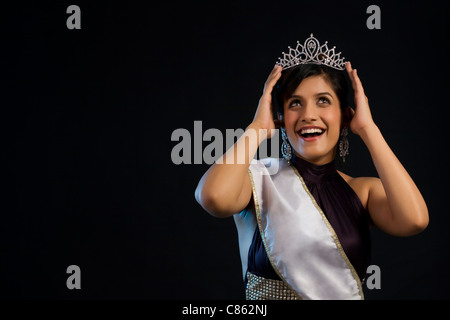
[245,272,301,300]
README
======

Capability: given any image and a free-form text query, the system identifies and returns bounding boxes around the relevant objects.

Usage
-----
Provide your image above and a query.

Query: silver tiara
[276,34,346,70]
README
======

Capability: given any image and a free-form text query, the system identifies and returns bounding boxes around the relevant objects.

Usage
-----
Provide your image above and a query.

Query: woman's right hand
[249,64,283,139]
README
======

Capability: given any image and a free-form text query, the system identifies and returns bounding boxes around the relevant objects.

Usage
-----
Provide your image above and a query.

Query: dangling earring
[339,127,349,163]
[281,127,292,162]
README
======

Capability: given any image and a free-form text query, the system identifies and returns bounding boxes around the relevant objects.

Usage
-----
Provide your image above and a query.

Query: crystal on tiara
[277,34,346,70]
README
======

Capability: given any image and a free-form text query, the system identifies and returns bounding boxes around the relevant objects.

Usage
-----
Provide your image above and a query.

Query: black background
[3,0,449,300]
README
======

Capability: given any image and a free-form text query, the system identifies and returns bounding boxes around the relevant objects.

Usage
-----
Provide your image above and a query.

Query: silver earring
[281,128,292,161]
[339,127,349,163]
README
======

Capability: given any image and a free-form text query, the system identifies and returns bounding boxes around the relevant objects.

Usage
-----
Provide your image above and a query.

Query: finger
[352,69,366,98]
[345,61,355,81]
[345,61,353,74]
[271,64,282,74]
[263,65,282,93]
[346,61,358,92]
[269,64,282,81]
[347,64,366,97]
[267,64,281,80]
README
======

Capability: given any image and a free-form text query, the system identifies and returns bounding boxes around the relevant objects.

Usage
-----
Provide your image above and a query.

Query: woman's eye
[289,100,302,108]
[318,97,330,104]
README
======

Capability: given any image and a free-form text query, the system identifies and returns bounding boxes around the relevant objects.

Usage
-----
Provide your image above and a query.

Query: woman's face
[283,75,342,165]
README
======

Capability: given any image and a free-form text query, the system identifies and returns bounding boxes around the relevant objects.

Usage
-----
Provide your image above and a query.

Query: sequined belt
[245,272,301,300]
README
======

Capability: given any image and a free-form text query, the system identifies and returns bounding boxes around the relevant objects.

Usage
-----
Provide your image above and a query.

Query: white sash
[233,158,363,300]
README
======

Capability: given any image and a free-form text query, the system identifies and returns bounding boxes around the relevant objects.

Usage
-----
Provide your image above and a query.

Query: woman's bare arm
[346,62,429,236]
[360,126,429,236]
[195,65,282,218]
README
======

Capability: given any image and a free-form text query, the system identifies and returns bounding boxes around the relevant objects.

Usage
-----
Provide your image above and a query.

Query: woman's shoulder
[337,170,379,185]
[337,171,380,209]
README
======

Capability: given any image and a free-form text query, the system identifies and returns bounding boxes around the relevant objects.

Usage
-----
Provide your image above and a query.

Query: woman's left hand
[345,61,376,136]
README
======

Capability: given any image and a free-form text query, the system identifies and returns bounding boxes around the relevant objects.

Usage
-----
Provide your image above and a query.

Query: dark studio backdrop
[2,0,449,300]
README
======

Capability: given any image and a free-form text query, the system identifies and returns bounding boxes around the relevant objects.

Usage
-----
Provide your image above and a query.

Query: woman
[194,34,428,300]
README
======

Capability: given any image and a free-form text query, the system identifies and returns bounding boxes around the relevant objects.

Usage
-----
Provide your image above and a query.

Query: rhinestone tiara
[276,34,346,71]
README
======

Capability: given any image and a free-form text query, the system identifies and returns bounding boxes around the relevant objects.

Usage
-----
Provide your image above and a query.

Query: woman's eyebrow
[315,92,333,98]
[289,92,334,99]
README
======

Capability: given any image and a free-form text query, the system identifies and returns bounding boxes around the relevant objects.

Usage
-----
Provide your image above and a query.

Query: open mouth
[298,127,325,139]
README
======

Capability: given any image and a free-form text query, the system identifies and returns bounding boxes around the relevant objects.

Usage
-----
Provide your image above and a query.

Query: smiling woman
[194,34,429,300]
[274,64,351,165]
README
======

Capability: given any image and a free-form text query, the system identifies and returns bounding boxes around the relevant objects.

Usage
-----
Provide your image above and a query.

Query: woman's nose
[301,105,318,122]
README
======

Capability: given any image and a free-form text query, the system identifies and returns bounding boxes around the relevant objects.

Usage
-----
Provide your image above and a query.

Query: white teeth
[300,128,324,134]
